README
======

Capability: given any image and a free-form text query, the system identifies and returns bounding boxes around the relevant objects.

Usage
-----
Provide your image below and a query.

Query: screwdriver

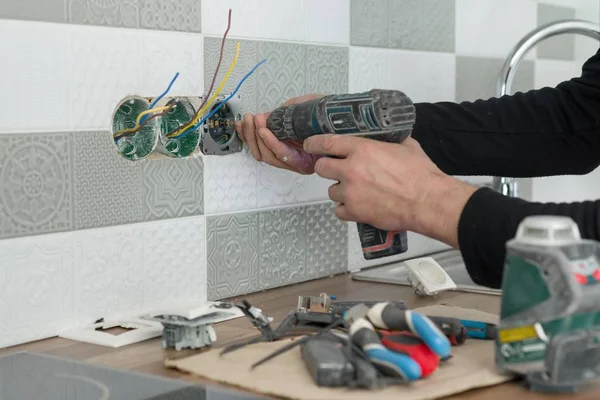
[378,331,440,378]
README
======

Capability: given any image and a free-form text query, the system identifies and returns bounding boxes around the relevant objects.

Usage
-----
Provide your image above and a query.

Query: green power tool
[266,89,416,260]
[496,215,600,393]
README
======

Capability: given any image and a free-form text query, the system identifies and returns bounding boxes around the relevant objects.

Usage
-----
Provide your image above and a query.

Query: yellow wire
[113,105,172,137]
[168,42,241,138]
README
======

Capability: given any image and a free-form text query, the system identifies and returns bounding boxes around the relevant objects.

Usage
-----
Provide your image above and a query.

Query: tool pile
[220,294,497,390]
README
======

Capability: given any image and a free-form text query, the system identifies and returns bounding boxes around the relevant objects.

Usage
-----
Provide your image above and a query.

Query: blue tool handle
[349,318,422,381]
[367,302,451,359]
[460,319,497,340]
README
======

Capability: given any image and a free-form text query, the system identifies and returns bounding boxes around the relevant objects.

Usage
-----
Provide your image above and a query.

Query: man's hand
[234,95,325,175]
[303,134,478,248]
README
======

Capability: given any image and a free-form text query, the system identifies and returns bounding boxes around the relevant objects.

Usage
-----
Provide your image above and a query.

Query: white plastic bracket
[404,257,457,296]
[58,318,163,348]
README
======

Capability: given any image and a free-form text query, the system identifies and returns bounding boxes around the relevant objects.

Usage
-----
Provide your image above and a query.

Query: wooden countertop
[1,274,598,399]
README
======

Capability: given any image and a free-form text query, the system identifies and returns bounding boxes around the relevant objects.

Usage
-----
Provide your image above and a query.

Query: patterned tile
[455,56,535,103]
[141,216,206,311]
[0,233,75,348]
[258,165,307,208]
[141,157,204,221]
[204,148,259,215]
[140,0,201,33]
[348,47,390,92]
[389,0,455,52]
[259,207,307,289]
[73,224,144,321]
[72,131,142,230]
[537,3,576,61]
[257,41,307,113]
[0,0,66,23]
[67,0,139,28]
[350,0,389,48]
[305,202,347,279]
[200,0,259,38]
[306,45,349,94]
[204,37,258,114]
[0,133,73,239]
[206,213,259,300]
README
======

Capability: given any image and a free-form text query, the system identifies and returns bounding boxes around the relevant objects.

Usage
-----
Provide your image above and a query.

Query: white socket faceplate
[404,257,457,296]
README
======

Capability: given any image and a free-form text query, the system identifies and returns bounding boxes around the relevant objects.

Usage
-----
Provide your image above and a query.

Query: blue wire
[175,59,267,141]
[140,71,180,124]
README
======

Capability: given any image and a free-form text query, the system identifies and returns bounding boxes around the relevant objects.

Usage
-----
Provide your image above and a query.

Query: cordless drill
[266,89,416,260]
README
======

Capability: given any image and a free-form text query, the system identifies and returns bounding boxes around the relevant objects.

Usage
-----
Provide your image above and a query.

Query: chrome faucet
[493,20,600,198]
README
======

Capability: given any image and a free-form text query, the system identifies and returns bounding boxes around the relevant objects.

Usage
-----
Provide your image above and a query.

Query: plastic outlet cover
[146,301,244,323]
[404,257,457,296]
[58,318,164,348]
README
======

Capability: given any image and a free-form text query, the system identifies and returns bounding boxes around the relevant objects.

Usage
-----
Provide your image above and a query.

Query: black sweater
[412,47,600,289]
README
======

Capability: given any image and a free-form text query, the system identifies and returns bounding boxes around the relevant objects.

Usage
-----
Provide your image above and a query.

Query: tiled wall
[0,0,597,347]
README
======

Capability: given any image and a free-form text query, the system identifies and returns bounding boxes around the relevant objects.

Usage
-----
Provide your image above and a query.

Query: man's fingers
[283,94,325,106]
[314,157,344,181]
[328,182,345,203]
[334,203,351,222]
[304,134,361,157]
[241,113,261,160]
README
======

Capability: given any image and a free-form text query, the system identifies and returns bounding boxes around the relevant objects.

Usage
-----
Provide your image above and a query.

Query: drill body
[266,89,416,260]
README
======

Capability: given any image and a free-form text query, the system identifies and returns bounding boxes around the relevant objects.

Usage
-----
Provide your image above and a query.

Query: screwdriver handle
[358,223,408,260]
[367,303,451,359]
[349,318,422,381]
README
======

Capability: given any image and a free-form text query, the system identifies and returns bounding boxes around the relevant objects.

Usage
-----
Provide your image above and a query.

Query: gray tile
[259,207,307,290]
[257,41,307,113]
[140,157,204,221]
[389,0,455,52]
[140,0,201,33]
[207,213,259,300]
[72,131,142,230]
[350,0,389,47]
[306,45,349,95]
[67,0,140,28]
[305,202,348,279]
[456,56,535,103]
[537,4,576,61]
[0,133,73,239]
[204,37,258,114]
[0,0,66,23]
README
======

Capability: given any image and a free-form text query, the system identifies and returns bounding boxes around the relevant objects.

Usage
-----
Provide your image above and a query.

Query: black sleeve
[411,48,600,178]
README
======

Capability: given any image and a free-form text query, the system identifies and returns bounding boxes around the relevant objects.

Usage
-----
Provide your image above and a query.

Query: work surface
[1,274,599,399]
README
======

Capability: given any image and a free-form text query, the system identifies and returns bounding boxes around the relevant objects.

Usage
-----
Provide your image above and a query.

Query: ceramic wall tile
[73,224,145,321]
[0,0,66,23]
[534,59,581,90]
[0,233,75,348]
[257,0,305,42]
[201,0,259,38]
[141,157,204,221]
[72,131,142,230]
[350,0,389,48]
[305,202,347,279]
[257,165,307,209]
[67,0,140,28]
[141,216,206,311]
[206,213,260,300]
[140,0,201,33]
[306,45,349,94]
[305,0,350,45]
[0,20,71,132]
[0,133,73,239]
[537,3,576,61]
[348,47,390,92]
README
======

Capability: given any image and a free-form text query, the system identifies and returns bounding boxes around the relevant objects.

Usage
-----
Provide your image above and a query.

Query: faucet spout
[493,20,600,198]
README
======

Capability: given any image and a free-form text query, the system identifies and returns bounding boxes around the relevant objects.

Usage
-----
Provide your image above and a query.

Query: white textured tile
[257,0,306,42]
[138,30,204,97]
[0,20,71,132]
[305,0,350,44]
[73,224,145,321]
[306,174,334,202]
[257,164,308,208]
[70,25,140,130]
[456,0,537,59]
[0,233,75,348]
[141,216,206,311]
[349,46,389,92]
[201,0,259,38]
[347,224,450,271]
[534,59,580,89]
[387,49,456,103]
[204,148,259,215]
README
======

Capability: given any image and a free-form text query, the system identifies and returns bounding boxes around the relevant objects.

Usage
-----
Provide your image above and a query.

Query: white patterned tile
[257,0,305,41]
[140,0,202,33]
[0,233,75,348]
[257,164,308,208]
[306,45,349,94]
[349,47,389,92]
[141,216,206,311]
[305,174,334,202]
[534,59,581,90]
[456,0,537,59]
[73,224,144,321]
[200,0,259,38]
[305,202,347,279]
[387,49,456,103]
[347,224,450,271]
[204,148,259,215]
[69,25,140,130]
[0,20,71,132]
[305,0,350,44]
[67,0,139,28]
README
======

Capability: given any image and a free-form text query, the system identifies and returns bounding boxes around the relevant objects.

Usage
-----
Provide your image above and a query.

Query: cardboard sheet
[166,305,515,400]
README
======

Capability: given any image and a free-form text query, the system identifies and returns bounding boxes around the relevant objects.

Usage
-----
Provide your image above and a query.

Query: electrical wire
[113,104,175,141]
[112,105,172,138]
[165,9,232,139]
[175,58,267,141]
[167,42,240,138]
[140,72,180,124]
